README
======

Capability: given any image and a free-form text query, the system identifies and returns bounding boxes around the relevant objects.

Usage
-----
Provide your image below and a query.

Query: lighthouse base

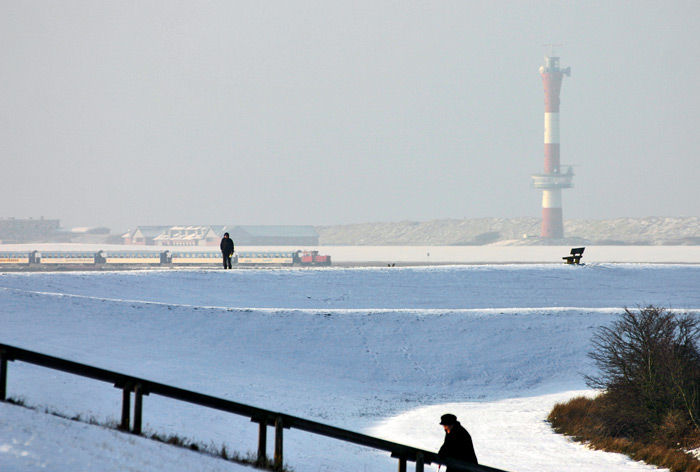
[542,207,564,238]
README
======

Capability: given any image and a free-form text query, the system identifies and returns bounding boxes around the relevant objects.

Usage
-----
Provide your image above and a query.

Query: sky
[1,1,699,232]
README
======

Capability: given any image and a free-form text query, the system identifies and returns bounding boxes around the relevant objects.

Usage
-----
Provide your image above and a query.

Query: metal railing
[0,342,509,472]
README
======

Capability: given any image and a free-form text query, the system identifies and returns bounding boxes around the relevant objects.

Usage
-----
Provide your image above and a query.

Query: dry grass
[548,395,700,472]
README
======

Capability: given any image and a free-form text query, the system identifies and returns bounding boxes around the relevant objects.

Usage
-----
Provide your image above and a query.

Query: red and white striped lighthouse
[532,54,573,238]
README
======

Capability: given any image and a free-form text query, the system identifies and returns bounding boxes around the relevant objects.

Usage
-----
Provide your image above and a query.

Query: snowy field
[2,258,700,471]
[3,243,700,264]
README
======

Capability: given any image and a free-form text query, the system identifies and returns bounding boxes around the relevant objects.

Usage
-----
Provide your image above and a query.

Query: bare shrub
[585,306,700,443]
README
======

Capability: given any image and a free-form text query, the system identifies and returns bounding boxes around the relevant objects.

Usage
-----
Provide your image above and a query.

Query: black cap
[224,232,229,237]
[440,414,457,426]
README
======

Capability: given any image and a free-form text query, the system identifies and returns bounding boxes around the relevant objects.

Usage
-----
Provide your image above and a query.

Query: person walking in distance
[220,232,234,269]
[438,414,478,471]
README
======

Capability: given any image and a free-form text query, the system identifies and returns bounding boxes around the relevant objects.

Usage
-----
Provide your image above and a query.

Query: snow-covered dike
[2,264,697,471]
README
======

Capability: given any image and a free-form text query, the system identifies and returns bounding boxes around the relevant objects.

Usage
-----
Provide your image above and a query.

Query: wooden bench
[563,247,585,264]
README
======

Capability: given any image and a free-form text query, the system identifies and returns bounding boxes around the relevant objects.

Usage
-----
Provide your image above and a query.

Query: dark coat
[220,237,234,256]
[438,421,478,471]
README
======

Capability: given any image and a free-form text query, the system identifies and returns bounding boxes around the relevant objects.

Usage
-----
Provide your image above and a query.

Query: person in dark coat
[220,232,234,269]
[438,413,478,471]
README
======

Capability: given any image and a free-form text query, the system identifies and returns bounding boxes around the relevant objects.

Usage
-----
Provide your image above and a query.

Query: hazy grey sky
[2,1,699,231]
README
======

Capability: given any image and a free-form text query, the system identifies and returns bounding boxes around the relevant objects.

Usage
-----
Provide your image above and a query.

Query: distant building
[230,225,319,246]
[0,217,60,244]
[153,226,221,246]
[122,225,319,246]
[123,225,230,246]
[122,226,171,245]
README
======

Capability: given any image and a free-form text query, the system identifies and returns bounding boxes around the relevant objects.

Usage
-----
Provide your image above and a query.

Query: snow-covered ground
[2,259,699,471]
[3,243,700,264]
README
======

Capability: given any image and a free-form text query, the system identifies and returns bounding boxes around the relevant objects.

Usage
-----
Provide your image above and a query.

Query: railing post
[0,349,7,401]
[415,452,424,472]
[398,456,407,472]
[120,384,131,431]
[274,416,284,470]
[133,383,143,435]
[257,421,268,465]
